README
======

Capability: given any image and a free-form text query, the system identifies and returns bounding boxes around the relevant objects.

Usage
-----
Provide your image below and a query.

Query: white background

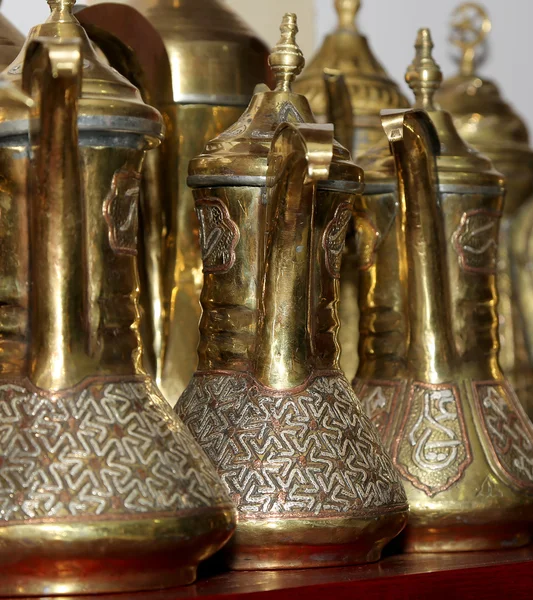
[4,0,533,134]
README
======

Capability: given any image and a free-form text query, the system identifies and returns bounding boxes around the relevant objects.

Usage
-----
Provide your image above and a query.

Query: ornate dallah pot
[294,0,409,381]
[177,14,408,571]
[75,0,271,404]
[0,1,235,595]
[356,29,533,553]
[436,3,533,415]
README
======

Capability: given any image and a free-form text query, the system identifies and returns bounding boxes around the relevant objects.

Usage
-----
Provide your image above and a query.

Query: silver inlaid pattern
[178,373,407,516]
[0,379,229,522]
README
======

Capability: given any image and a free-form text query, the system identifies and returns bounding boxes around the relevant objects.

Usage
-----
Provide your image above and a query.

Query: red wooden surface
[19,546,533,600]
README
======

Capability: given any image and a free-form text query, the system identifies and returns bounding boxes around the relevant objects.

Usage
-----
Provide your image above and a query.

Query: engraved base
[357,377,533,553]
[0,377,236,593]
[178,371,408,569]
[0,509,235,596]
[225,512,408,570]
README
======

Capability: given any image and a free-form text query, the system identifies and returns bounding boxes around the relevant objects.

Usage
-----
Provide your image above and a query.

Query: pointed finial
[335,0,361,30]
[450,3,491,76]
[269,14,305,92]
[406,28,443,111]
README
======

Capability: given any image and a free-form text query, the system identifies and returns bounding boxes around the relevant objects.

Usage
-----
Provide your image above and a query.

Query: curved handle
[23,38,87,391]
[255,123,334,390]
[324,69,354,153]
[382,109,456,381]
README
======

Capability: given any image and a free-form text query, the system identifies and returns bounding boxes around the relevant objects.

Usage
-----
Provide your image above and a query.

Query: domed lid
[189,13,363,192]
[1,0,163,142]
[0,4,24,72]
[77,0,271,106]
[409,28,502,187]
[294,1,409,127]
[362,28,503,190]
[436,3,531,158]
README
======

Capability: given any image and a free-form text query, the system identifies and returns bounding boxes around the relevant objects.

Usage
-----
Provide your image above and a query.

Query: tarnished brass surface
[294,0,409,382]
[0,2,235,595]
[355,30,533,553]
[436,4,533,413]
[177,15,407,571]
[76,0,271,404]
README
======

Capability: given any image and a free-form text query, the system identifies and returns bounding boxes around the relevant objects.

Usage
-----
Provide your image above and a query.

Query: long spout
[255,123,334,390]
[382,109,456,382]
[323,69,354,152]
[23,38,89,391]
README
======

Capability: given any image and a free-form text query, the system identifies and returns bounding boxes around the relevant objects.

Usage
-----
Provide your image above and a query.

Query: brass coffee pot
[0,1,23,71]
[177,14,408,570]
[436,3,533,414]
[0,2,234,595]
[357,29,533,553]
[75,0,271,404]
[294,0,409,382]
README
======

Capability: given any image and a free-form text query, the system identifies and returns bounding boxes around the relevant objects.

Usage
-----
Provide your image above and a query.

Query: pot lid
[76,0,271,106]
[362,28,503,190]
[189,13,362,191]
[293,1,408,128]
[1,0,163,141]
[436,3,532,159]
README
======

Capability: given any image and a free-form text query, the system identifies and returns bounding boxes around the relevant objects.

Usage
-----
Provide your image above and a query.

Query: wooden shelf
[27,545,533,600]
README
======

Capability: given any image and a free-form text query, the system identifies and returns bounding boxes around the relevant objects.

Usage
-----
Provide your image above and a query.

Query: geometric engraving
[473,381,533,491]
[103,168,141,256]
[178,373,407,517]
[357,380,401,446]
[196,198,240,274]
[322,203,353,278]
[392,382,472,497]
[0,379,230,523]
[452,209,502,274]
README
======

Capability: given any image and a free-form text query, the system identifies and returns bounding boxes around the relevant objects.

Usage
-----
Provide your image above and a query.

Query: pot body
[0,131,235,596]
[355,183,533,551]
[177,181,408,569]
[75,1,270,403]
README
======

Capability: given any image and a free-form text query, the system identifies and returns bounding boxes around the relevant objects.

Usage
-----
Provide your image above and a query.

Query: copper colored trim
[472,380,533,491]
[392,381,473,497]
[0,374,149,399]
[192,369,344,395]
[357,378,403,446]
[451,208,503,274]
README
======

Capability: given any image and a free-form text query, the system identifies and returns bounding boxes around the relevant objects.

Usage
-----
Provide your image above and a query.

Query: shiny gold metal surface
[0,2,235,595]
[76,0,271,404]
[0,2,23,71]
[177,14,408,571]
[436,3,533,413]
[355,29,533,553]
[294,0,410,382]
[295,0,409,156]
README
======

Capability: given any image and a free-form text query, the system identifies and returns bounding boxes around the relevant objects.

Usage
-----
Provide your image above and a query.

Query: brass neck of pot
[383,109,456,383]
[255,123,334,390]
[23,38,93,391]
